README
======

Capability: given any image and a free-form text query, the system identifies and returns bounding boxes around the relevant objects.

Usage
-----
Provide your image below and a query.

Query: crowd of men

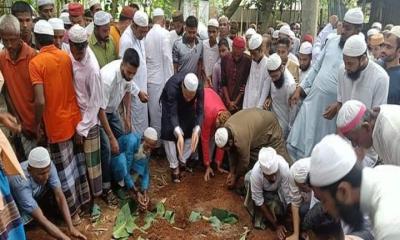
[0,1,398,239]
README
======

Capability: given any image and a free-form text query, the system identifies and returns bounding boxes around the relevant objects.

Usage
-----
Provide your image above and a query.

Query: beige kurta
[224,108,292,176]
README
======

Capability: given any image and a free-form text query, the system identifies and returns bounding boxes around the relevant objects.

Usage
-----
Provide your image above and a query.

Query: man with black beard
[310,134,400,240]
[264,53,297,138]
[324,34,389,121]
[298,41,313,83]
[286,8,365,161]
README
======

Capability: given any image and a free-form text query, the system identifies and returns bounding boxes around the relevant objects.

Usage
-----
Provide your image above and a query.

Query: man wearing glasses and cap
[160,73,204,183]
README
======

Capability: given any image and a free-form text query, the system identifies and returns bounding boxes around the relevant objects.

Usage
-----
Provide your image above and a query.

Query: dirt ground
[26,157,277,240]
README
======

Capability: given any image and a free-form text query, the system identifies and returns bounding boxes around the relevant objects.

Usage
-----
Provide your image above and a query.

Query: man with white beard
[119,10,150,134]
[145,8,173,147]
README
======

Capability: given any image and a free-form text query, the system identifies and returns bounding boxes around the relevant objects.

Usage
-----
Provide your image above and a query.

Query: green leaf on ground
[208,216,222,231]
[155,201,166,217]
[189,211,202,222]
[164,210,175,224]
[211,208,239,224]
[113,203,136,239]
[141,212,157,231]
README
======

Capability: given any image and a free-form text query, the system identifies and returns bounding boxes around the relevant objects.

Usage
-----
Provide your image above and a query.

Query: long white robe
[243,56,270,109]
[287,35,343,159]
[119,27,148,134]
[372,104,400,166]
[271,70,297,138]
[145,24,174,139]
[361,166,400,239]
[202,40,219,78]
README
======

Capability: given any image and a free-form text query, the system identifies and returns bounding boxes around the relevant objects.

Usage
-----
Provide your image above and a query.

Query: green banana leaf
[208,216,222,231]
[113,203,137,239]
[211,208,239,224]
[188,211,202,222]
[164,210,175,224]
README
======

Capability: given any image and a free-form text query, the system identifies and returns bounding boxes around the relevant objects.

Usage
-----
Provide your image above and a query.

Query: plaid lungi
[50,139,90,216]
[84,126,102,197]
[0,170,25,240]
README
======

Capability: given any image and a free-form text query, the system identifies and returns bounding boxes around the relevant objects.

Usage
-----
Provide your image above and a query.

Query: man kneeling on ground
[111,127,158,211]
[9,147,86,240]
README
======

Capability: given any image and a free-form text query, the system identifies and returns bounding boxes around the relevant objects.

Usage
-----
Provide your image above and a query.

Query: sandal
[171,168,181,183]
[102,189,119,207]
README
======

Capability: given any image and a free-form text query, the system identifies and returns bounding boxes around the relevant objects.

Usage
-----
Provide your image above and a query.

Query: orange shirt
[0,43,38,137]
[110,25,121,55]
[29,45,81,143]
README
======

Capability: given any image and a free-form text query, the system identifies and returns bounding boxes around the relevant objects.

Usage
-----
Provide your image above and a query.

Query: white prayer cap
[183,73,198,92]
[245,28,256,37]
[60,12,71,25]
[248,33,263,50]
[28,147,51,169]
[94,11,110,26]
[68,24,88,43]
[336,100,367,134]
[215,128,228,148]
[153,8,164,17]
[266,53,282,71]
[299,41,313,54]
[288,30,295,39]
[290,158,311,184]
[343,35,367,57]
[88,0,100,8]
[133,10,149,27]
[258,147,279,175]
[34,20,54,36]
[390,26,400,38]
[144,127,158,141]
[343,8,364,25]
[272,30,279,39]
[372,22,382,30]
[367,28,379,37]
[208,18,219,28]
[48,18,64,31]
[279,24,291,36]
[310,134,357,187]
[38,0,54,7]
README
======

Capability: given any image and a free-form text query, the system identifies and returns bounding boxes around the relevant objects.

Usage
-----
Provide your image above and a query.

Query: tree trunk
[259,0,276,33]
[223,0,241,19]
[301,0,319,37]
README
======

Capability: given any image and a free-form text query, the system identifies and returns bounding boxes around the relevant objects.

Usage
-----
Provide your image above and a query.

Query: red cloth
[233,36,246,49]
[302,34,314,44]
[69,3,84,17]
[201,88,226,167]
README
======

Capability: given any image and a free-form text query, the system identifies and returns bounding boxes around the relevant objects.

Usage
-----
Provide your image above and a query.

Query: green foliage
[211,208,239,224]
[188,211,202,222]
[113,202,139,239]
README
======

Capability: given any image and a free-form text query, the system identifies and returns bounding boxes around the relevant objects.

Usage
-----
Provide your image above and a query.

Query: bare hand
[285,233,299,240]
[323,102,339,120]
[204,166,214,181]
[226,173,237,189]
[110,136,120,155]
[176,134,184,161]
[137,191,149,211]
[138,91,149,103]
[205,77,213,88]
[217,166,229,174]
[69,226,87,240]
[263,97,272,110]
[227,101,238,112]
[191,131,199,153]
[276,225,287,240]
[124,117,132,134]
[0,113,21,134]
[74,133,83,145]
[289,87,301,107]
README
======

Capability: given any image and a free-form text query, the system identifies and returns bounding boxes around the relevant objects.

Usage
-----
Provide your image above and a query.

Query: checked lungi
[0,170,25,240]
[49,139,90,216]
[84,126,102,197]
